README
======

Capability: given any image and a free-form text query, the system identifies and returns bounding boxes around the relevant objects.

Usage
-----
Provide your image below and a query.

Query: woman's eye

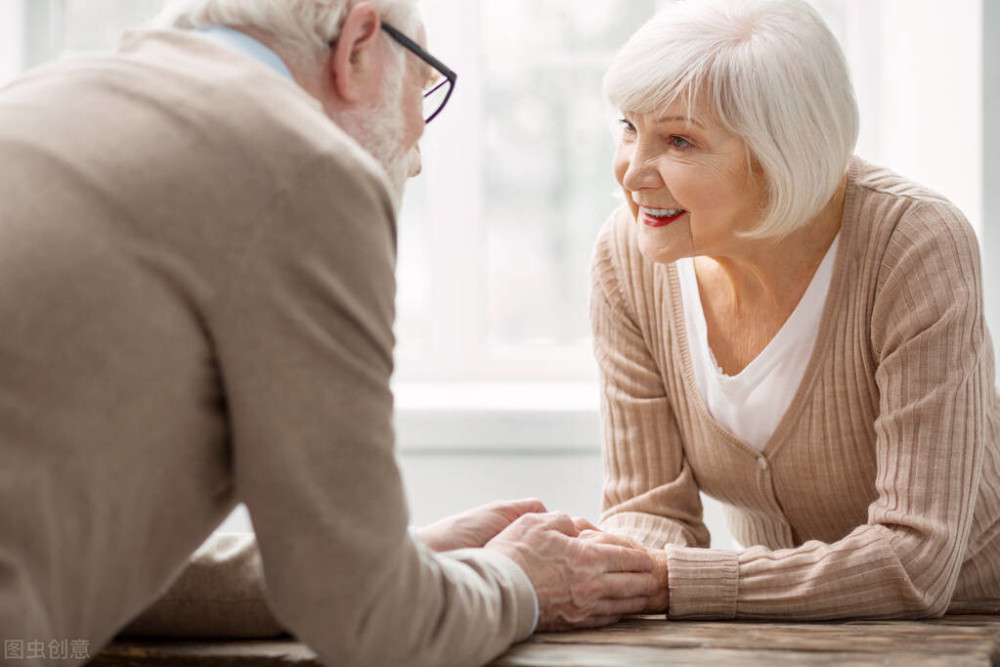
[670,135,693,149]
[618,118,636,133]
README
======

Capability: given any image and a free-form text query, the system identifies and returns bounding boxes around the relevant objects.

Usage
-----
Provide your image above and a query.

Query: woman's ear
[327,2,382,104]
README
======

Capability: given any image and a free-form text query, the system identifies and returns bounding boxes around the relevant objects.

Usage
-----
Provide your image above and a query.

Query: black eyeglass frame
[379,22,457,124]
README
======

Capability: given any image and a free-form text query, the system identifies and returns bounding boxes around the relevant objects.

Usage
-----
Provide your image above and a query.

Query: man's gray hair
[152,0,419,59]
[604,0,859,239]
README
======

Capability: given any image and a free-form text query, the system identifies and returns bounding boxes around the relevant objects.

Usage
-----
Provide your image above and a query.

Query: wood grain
[89,640,319,667]
[95,601,1000,666]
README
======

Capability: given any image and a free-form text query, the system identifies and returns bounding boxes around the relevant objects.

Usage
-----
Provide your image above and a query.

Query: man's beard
[339,64,414,207]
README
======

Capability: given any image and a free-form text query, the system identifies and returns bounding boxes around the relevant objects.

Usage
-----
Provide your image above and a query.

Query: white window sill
[391,381,602,453]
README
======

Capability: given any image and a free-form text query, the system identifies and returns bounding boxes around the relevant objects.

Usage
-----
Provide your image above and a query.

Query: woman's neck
[695,174,848,316]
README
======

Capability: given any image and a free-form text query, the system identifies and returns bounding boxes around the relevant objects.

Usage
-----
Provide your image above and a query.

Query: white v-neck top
[677,234,840,452]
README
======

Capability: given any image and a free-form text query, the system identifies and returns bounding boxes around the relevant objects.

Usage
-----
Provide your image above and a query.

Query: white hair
[151,0,420,61]
[604,0,859,239]
[151,0,418,205]
[338,52,410,204]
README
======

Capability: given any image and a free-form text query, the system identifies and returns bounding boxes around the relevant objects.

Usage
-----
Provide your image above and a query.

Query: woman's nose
[621,146,664,192]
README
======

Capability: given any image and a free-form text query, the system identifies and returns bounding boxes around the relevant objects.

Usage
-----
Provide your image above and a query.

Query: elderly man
[0,0,658,665]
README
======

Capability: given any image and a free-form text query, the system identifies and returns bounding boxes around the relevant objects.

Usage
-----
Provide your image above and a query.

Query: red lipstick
[641,209,687,228]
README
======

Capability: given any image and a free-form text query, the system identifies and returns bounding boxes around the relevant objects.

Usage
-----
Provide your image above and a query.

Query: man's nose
[408,145,422,178]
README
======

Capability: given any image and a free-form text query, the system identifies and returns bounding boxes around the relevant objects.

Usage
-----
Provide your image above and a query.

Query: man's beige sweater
[592,158,1000,620]
[0,29,534,666]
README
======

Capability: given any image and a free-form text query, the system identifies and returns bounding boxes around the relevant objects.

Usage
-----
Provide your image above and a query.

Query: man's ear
[328,2,382,104]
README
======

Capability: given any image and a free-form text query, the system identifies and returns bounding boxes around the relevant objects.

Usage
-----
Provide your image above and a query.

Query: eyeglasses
[380,23,457,124]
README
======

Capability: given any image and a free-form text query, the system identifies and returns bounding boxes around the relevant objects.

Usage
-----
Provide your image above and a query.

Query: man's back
[0,28,402,661]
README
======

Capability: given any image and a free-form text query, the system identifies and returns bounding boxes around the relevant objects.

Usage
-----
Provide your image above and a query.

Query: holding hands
[486,511,659,630]
[415,498,549,552]
[574,518,670,614]
[414,499,663,630]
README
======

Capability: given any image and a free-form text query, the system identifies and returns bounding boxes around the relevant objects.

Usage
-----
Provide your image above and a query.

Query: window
[2,0,988,397]
[400,0,983,386]
[10,0,162,70]
[397,1,675,383]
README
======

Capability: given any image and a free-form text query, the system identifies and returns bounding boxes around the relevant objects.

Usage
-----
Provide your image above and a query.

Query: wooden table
[93,602,1000,666]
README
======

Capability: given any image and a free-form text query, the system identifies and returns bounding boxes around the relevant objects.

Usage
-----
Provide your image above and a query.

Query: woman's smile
[640,207,687,227]
[613,102,770,264]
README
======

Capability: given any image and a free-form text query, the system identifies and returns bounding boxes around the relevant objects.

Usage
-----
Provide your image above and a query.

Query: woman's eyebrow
[653,115,705,128]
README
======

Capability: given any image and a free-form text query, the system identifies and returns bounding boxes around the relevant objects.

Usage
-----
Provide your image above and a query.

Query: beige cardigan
[0,29,534,667]
[592,157,1000,620]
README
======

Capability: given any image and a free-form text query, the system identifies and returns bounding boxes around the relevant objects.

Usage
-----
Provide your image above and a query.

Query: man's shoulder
[113,29,385,182]
[0,31,396,307]
[7,28,392,220]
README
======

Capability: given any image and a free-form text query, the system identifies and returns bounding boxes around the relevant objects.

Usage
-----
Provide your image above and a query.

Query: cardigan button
[757,457,768,471]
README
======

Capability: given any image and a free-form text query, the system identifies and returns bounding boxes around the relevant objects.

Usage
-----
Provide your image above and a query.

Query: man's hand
[485,512,660,631]
[576,523,669,614]
[415,498,548,552]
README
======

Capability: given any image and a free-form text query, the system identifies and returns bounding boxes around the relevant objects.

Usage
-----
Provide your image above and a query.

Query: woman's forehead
[625,88,717,123]
[626,102,711,130]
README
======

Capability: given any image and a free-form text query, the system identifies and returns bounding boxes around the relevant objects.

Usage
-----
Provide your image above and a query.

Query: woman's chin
[638,230,686,266]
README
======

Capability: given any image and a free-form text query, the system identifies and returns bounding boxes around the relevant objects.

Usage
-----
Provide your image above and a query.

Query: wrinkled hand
[485,512,659,631]
[415,498,548,552]
[575,520,669,614]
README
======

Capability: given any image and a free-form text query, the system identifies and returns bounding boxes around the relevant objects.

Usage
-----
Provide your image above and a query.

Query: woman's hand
[575,520,670,614]
[486,512,659,631]
[414,498,548,552]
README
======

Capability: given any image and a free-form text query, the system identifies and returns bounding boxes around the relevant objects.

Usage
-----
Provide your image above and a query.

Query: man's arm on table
[120,152,655,666]
[122,500,660,639]
[160,152,531,667]
[119,499,548,638]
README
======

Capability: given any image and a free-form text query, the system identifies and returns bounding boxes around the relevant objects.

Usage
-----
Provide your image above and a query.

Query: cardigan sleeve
[208,152,536,666]
[664,199,994,620]
[591,209,710,550]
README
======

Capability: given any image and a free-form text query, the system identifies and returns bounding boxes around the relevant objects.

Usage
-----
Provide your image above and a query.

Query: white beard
[339,65,412,207]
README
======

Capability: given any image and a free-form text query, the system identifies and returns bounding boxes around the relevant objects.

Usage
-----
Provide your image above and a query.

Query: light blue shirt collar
[193,26,294,82]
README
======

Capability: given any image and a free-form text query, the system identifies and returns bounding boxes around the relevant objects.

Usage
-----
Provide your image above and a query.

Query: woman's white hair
[151,0,420,61]
[604,0,859,239]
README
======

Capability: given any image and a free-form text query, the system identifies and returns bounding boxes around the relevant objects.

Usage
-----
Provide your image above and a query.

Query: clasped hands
[415,499,669,630]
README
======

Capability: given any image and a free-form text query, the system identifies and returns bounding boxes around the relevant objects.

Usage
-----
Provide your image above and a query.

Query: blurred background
[1,0,995,547]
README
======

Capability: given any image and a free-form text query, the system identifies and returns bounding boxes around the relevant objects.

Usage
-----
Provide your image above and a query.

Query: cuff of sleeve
[487,552,538,638]
[665,546,739,620]
[447,549,538,642]
[503,558,539,634]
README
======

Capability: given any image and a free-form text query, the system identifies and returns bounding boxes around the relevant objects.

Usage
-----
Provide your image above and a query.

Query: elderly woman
[586,0,1000,620]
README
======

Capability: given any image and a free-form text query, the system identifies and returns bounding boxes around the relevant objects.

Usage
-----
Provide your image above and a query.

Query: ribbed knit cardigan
[591,157,1000,620]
